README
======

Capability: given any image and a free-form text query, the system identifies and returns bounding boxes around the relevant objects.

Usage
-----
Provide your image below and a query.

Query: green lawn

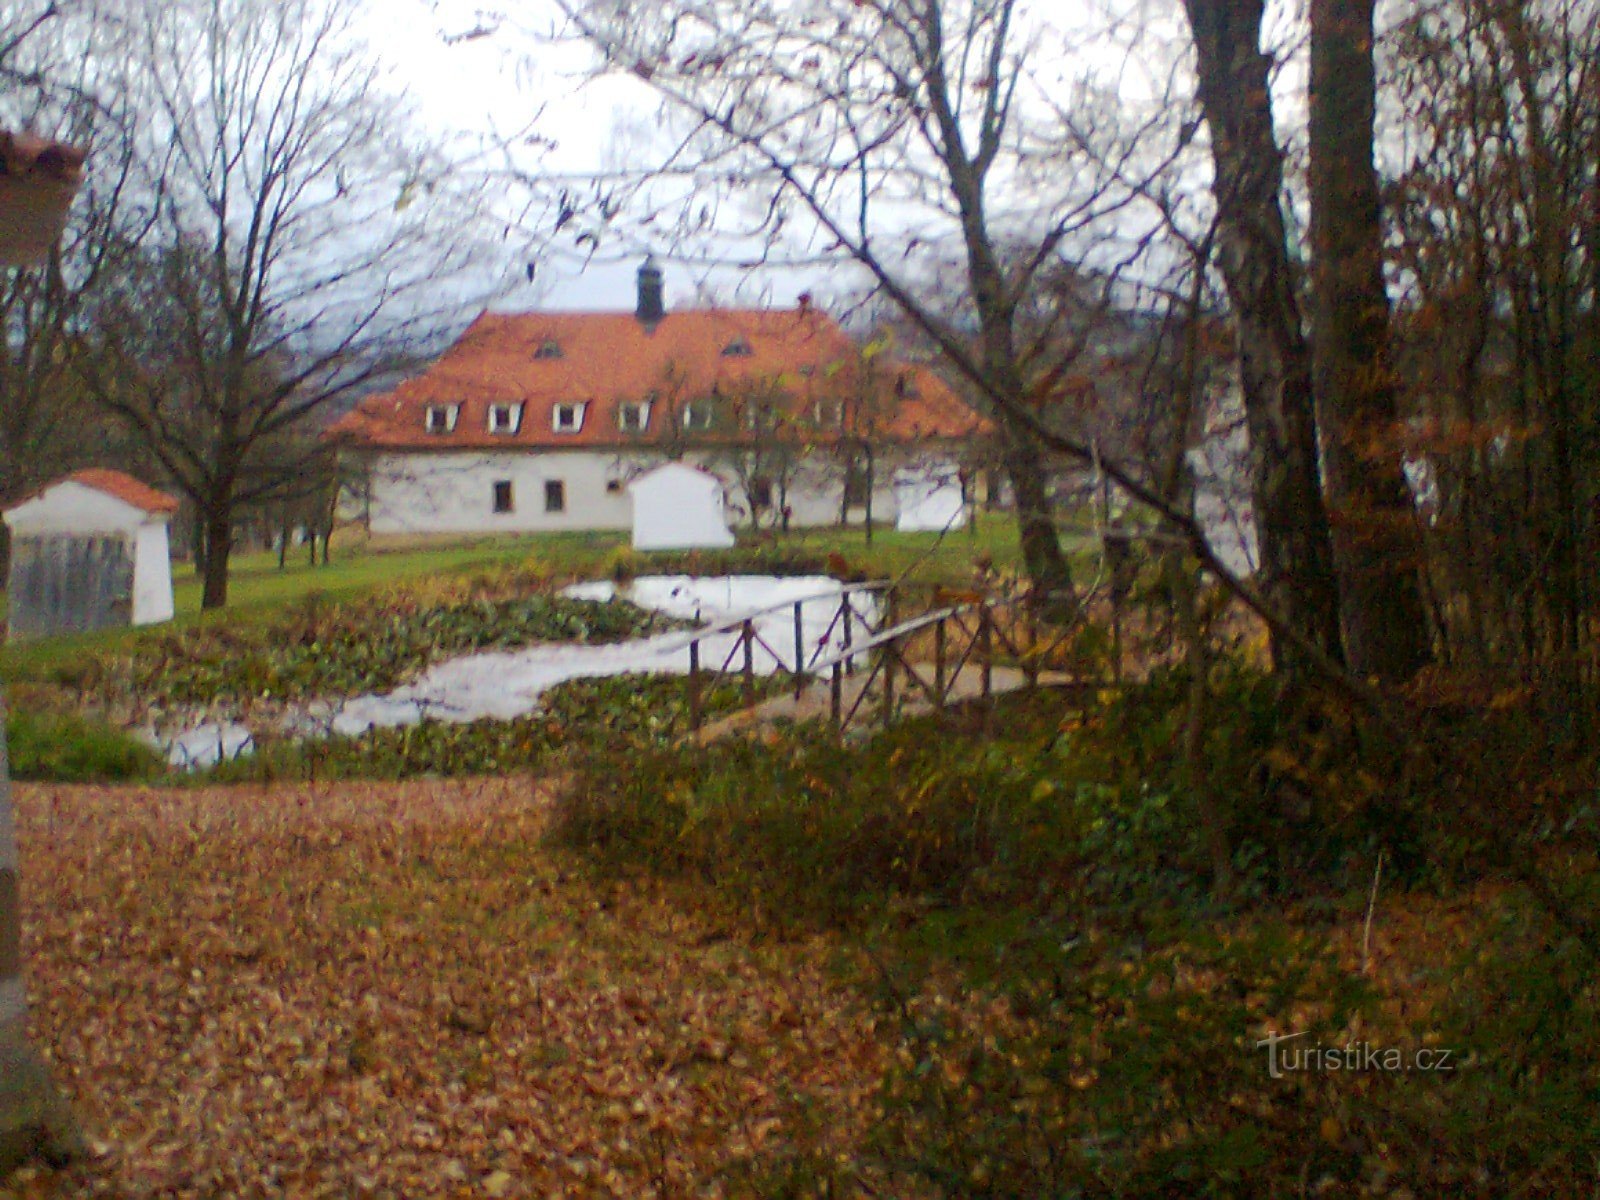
[0,531,623,684]
[0,518,1040,685]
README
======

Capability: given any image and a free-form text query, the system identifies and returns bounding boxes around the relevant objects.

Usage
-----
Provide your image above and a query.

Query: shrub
[5,708,162,783]
[191,673,774,784]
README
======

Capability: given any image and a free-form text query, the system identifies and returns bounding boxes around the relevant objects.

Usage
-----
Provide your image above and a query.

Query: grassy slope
[1,519,1032,685]
[549,688,1600,1195]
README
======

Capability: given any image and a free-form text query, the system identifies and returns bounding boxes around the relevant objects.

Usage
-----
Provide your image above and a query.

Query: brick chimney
[635,256,664,328]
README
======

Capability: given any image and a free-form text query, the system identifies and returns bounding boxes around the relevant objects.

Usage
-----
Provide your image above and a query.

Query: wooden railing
[808,591,1080,733]
[665,581,892,731]
[669,578,1088,736]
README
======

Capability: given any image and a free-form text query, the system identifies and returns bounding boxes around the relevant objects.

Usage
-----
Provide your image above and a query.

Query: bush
[192,673,778,784]
[5,708,162,783]
[78,592,687,710]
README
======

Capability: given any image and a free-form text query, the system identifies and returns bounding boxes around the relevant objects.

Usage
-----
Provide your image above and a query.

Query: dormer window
[721,337,753,358]
[682,400,717,432]
[488,403,523,434]
[813,399,845,427]
[895,373,921,399]
[424,404,459,434]
[552,402,588,433]
[617,400,652,433]
[742,402,777,433]
[535,339,563,360]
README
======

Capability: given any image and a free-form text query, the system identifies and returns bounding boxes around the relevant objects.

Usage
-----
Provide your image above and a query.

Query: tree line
[1,0,505,607]
[544,0,1597,708]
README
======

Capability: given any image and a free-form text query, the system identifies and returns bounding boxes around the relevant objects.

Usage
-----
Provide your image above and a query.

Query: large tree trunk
[0,693,81,1177]
[1003,434,1073,606]
[1183,0,1345,676]
[200,504,233,610]
[1309,0,1432,682]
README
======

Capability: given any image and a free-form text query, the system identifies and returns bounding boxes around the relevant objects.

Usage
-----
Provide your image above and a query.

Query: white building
[628,463,737,551]
[329,261,986,539]
[3,469,177,639]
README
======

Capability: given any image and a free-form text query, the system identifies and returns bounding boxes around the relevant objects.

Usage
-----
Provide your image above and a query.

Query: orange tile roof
[68,469,180,515]
[327,306,987,451]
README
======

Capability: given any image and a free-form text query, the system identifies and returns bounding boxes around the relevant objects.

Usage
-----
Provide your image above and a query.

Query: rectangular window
[682,401,716,431]
[492,480,514,513]
[617,401,651,432]
[552,402,587,433]
[425,404,458,434]
[813,399,845,428]
[544,480,566,513]
[488,403,522,434]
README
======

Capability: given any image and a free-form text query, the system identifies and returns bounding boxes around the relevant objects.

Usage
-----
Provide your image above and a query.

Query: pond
[160,575,869,768]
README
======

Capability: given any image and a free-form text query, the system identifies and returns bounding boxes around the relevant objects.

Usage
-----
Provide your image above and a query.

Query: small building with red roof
[327,260,988,536]
[2,470,177,638]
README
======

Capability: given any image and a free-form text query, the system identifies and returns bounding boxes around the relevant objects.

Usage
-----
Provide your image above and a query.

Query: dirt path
[2,778,891,1198]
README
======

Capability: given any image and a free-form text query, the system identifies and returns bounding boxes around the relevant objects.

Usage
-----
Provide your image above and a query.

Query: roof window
[424,404,459,434]
[488,403,523,434]
[617,400,652,432]
[720,337,753,358]
[552,402,588,433]
[535,339,564,360]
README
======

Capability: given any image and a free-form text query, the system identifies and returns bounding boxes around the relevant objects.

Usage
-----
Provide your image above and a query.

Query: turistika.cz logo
[1256,1030,1456,1079]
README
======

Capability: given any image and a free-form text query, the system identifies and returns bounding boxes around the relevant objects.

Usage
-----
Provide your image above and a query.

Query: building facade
[329,262,987,537]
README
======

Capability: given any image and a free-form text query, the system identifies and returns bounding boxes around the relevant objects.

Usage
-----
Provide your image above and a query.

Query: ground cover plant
[194,674,786,784]
[551,679,1600,1195]
[1,525,1027,784]
[2,709,160,784]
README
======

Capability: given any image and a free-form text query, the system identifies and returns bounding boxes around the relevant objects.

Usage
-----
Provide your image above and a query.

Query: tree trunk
[201,505,233,610]
[1183,0,1345,676]
[0,693,81,1177]
[1004,435,1073,608]
[863,446,875,546]
[1309,0,1432,682]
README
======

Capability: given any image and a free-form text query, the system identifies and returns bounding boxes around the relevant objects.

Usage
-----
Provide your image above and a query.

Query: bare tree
[1,4,149,518]
[557,0,1182,606]
[77,0,497,608]
[1386,0,1599,692]
[1308,0,1432,681]
[1179,0,1346,677]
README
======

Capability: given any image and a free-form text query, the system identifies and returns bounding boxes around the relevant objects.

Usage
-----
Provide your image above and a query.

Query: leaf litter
[5,777,891,1198]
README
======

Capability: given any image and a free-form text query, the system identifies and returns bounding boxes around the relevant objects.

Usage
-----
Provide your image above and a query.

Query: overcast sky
[356,0,837,315]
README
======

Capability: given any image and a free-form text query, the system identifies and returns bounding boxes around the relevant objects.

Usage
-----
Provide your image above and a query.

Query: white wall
[4,481,147,536]
[131,522,175,625]
[629,466,736,550]
[4,481,175,631]
[367,449,907,536]
[368,451,634,535]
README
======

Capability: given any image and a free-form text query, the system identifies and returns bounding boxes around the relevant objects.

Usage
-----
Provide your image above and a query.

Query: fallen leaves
[4,777,890,1198]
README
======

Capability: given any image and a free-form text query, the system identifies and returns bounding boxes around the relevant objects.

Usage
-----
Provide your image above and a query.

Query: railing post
[882,639,896,726]
[1025,594,1040,690]
[793,599,806,699]
[934,618,947,703]
[842,599,855,675]
[972,604,985,700]
[742,619,755,707]
[688,640,703,732]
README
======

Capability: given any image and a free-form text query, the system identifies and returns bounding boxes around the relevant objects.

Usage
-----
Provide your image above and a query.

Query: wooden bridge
[668,580,1085,740]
